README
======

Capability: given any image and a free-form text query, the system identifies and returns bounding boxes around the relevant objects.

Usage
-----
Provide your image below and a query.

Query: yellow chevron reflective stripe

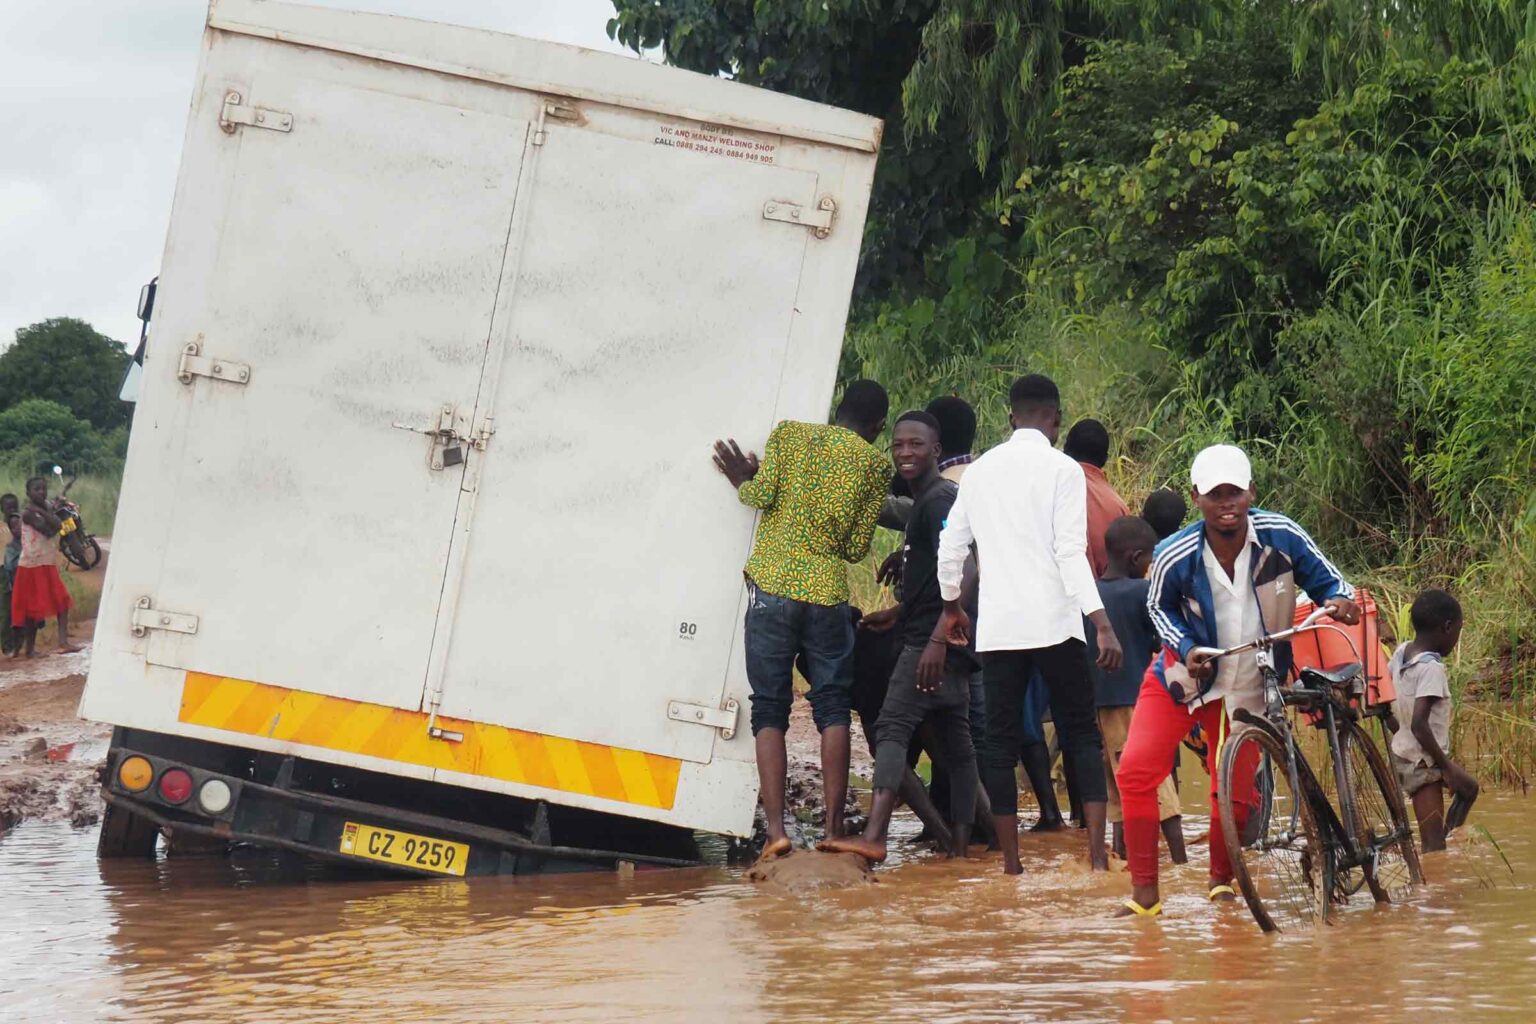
[178,672,681,810]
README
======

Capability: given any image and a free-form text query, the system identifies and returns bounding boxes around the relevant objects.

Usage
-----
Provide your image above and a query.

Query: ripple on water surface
[2,795,1535,1022]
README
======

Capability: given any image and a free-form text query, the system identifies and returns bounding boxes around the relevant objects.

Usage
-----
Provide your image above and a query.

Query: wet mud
[0,661,107,833]
[746,849,875,890]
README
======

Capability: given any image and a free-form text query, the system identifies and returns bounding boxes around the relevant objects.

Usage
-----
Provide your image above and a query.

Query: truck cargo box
[81,0,880,846]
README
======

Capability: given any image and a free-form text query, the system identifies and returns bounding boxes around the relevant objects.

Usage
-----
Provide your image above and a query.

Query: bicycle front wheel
[1339,717,1424,902]
[1219,725,1329,933]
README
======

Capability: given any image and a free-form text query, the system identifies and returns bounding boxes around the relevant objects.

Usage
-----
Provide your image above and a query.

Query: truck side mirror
[137,278,158,322]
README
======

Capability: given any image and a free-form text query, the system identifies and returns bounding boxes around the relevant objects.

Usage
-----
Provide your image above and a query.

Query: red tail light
[158,768,193,804]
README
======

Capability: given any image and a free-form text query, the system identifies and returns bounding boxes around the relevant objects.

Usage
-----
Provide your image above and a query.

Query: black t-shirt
[898,479,975,666]
[1085,576,1159,706]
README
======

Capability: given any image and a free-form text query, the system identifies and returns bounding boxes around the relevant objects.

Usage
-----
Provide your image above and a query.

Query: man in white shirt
[935,374,1123,874]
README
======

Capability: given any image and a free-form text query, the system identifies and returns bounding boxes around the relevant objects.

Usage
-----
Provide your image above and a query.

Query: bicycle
[1198,608,1424,932]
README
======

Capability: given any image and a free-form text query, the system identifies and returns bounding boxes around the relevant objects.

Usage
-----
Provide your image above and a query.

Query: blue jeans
[743,584,854,735]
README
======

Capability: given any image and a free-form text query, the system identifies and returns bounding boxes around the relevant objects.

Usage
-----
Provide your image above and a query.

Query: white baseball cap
[1190,444,1252,495]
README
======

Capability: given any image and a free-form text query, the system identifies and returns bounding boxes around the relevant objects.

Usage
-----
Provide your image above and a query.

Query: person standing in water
[13,477,77,657]
[934,374,1123,874]
[1087,516,1186,864]
[713,380,891,861]
[1387,588,1478,853]
[1114,444,1357,916]
[822,411,978,863]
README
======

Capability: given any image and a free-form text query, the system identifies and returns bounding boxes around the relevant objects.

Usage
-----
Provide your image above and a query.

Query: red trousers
[1115,655,1259,888]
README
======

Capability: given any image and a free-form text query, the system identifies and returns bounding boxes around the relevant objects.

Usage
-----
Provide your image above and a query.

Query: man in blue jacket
[1113,444,1359,917]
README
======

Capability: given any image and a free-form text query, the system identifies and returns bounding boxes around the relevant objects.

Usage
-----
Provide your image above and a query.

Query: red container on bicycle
[1291,588,1394,714]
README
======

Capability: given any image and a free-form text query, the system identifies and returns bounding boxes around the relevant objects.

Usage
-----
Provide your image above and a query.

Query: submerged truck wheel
[97,801,160,859]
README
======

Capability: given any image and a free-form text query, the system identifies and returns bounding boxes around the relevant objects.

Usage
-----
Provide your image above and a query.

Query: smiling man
[1112,444,1359,918]
[820,411,977,863]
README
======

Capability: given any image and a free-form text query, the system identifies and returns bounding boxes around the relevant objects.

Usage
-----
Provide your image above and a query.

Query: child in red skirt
[14,476,76,657]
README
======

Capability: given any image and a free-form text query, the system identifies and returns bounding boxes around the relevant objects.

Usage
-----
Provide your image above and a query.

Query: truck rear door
[429,112,826,766]
[131,65,530,711]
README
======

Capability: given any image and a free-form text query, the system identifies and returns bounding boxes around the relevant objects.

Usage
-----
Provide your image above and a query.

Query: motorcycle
[51,465,102,571]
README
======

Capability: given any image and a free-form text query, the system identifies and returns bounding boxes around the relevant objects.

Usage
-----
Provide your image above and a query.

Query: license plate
[338,821,469,876]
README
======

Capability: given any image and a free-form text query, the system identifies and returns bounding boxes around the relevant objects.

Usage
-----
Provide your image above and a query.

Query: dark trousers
[929,669,986,820]
[873,645,976,821]
[982,640,1106,816]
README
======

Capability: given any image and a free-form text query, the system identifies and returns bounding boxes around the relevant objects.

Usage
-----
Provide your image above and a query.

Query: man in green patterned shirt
[713,379,891,860]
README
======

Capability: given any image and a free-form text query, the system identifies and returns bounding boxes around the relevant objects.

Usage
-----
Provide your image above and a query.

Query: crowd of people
[713,374,1479,917]
[0,477,77,659]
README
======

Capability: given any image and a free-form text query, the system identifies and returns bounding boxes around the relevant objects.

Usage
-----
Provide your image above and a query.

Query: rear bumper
[102,732,701,877]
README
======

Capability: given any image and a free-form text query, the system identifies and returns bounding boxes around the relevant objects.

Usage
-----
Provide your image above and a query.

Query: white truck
[83,0,880,876]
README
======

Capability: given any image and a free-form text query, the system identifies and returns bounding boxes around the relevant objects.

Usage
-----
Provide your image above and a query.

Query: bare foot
[1002,859,1023,876]
[815,836,888,863]
[55,644,82,655]
[755,836,792,864]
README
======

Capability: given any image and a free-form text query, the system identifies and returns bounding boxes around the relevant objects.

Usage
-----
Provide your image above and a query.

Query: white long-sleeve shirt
[937,428,1104,652]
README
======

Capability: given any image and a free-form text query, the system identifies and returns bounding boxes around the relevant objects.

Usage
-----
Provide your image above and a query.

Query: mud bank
[0,660,107,833]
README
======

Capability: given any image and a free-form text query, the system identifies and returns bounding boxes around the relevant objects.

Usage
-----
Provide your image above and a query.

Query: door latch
[392,405,487,470]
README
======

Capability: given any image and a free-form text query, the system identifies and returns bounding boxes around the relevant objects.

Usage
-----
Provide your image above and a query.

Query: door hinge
[763,196,836,239]
[220,91,293,134]
[131,597,199,638]
[532,101,581,147]
[667,697,740,741]
[178,342,250,386]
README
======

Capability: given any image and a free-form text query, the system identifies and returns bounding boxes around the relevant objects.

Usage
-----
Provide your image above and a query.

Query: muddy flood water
[3,781,1533,1023]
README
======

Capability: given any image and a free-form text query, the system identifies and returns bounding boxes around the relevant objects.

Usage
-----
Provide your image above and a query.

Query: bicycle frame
[1196,611,1384,887]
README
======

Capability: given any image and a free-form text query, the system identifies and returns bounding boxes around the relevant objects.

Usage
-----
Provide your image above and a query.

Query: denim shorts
[743,584,854,735]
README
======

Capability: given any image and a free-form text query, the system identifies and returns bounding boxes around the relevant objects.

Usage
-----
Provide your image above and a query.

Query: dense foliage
[0,318,131,430]
[0,321,129,474]
[618,1,1536,696]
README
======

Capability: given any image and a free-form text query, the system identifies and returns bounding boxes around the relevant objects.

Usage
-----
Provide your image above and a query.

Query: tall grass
[842,236,1536,779]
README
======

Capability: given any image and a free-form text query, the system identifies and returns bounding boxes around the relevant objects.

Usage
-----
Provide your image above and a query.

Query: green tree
[900,0,1534,181]
[0,318,131,430]
[0,399,103,472]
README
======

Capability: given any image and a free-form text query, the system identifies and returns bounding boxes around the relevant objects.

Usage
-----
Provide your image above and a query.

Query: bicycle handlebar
[1187,605,1350,665]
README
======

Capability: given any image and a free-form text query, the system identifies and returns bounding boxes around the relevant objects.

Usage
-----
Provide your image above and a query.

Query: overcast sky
[0,0,629,350]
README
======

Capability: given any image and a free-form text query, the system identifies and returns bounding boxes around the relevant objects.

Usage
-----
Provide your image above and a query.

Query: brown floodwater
[2,788,1532,1023]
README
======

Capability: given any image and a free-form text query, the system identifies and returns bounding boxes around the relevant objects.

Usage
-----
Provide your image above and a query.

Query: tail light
[198,779,233,815]
[157,768,194,804]
[117,755,153,792]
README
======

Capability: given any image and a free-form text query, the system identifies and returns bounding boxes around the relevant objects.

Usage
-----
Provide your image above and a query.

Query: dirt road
[0,552,109,833]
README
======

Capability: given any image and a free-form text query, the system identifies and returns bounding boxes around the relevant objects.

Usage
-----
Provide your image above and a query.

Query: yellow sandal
[1208,884,1237,901]
[1122,898,1163,917]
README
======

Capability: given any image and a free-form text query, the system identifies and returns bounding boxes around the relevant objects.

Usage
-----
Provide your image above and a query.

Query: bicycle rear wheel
[1219,725,1328,933]
[1338,717,1424,902]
